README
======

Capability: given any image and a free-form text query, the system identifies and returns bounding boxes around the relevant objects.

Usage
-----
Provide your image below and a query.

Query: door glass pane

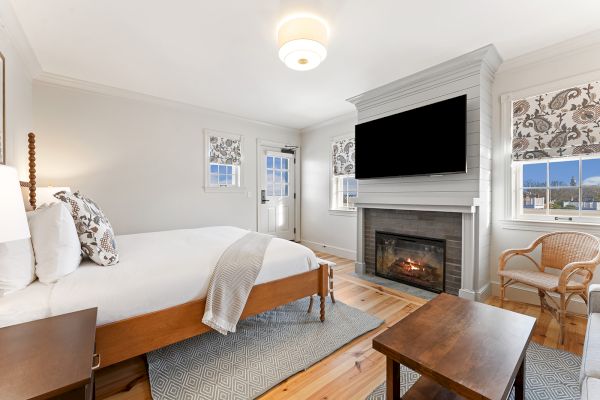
[274,157,281,169]
[523,163,546,187]
[274,184,281,196]
[267,156,273,168]
[549,160,578,187]
[274,170,281,183]
[283,158,288,169]
[282,171,288,184]
[267,184,273,196]
[549,188,579,214]
[267,169,273,183]
[284,185,288,197]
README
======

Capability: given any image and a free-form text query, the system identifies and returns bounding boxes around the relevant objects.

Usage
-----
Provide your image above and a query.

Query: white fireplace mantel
[352,195,480,214]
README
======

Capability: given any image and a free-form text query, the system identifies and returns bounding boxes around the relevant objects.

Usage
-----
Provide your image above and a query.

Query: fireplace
[375,231,445,293]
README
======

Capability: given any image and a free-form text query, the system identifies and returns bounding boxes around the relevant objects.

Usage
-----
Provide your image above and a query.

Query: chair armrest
[499,244,541,272]
[590,284,600,315]
[558,260,597,292]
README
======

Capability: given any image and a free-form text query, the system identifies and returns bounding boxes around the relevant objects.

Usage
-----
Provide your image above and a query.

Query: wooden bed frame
[23,132,329,368]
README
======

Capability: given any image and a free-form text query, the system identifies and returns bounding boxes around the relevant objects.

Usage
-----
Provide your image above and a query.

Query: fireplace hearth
[375,231,445,293]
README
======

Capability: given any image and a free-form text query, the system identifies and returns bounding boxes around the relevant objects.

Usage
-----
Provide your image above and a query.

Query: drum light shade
[277,15,328,71]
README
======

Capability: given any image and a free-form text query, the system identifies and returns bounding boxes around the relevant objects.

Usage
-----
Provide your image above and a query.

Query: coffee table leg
[514,357,525,400]
[386,357,401,399]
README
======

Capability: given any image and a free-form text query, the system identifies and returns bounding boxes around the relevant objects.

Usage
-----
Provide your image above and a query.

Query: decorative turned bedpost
[28,132,36,210]
[318,263,328,322]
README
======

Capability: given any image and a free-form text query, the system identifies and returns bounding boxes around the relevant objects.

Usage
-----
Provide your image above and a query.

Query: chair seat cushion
[582,376,600,400]
[581,313,600,383]
[498,269,584,291]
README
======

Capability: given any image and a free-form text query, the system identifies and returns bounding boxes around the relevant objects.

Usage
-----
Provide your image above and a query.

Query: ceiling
[10,0,600,129]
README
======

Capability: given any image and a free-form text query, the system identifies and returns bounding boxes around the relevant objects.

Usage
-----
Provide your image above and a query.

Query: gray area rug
[147,297,383,400]
[365,341,582,400]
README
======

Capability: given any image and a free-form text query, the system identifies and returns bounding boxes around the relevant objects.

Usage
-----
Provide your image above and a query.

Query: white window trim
[513,154,600,224]
[500,70,600,226]
[204,129,246,193]
[329,133,357,214]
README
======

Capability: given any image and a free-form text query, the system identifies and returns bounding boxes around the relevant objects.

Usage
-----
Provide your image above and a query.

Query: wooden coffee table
[373,293,536,400]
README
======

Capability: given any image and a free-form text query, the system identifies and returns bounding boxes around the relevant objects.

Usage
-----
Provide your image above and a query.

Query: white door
[258,149,295,240]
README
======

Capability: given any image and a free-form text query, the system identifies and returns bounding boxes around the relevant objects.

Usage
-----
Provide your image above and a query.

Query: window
[332,175,357,210]
[205,130,243,191]
[209,163,239,187]
[517,156,600,220]
[510,81,600,223]
[266,155,290,197]
[330,136,357,211]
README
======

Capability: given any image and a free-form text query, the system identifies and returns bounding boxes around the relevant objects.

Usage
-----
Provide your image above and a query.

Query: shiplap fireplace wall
[348,45,501,301]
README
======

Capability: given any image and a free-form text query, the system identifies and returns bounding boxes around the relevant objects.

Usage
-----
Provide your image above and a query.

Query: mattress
[0,226,319,327]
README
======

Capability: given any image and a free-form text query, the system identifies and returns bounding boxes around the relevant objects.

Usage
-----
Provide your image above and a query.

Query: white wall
[0,25,33,169]
[300,114,357,259]
[32,82,300,235]
[490,31,600,311]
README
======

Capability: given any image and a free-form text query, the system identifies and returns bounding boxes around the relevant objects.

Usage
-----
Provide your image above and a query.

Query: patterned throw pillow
[53,191,119,266]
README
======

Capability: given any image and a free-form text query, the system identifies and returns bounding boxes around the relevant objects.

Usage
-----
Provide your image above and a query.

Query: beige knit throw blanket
[202,232,273,335]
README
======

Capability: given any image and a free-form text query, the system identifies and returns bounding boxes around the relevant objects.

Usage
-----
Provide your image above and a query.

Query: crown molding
[0,0,41,78]
[497,29,600,75]
[300,111,356,133]
[35,72,299,133]
[346,44,502,108]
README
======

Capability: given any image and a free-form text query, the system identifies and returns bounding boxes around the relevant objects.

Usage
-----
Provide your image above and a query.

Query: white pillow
[0,238,35,296]
[27,203,82,283]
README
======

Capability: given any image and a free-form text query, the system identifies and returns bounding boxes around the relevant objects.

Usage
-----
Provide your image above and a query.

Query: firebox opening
[375,231,446,294]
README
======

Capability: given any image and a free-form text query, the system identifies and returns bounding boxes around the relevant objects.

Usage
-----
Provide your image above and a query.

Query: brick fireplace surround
[364,209,462,295]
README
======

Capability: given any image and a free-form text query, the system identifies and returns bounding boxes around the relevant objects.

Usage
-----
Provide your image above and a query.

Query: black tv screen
[355,95,467,179]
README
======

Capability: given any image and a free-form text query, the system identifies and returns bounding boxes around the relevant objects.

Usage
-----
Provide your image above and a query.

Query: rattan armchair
[499,231,600,344]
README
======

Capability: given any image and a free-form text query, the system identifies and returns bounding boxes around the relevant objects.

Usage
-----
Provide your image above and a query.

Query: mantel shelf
[352,195,480,214]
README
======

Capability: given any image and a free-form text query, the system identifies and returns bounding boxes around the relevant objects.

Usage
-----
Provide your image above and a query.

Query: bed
[11,133,329,368]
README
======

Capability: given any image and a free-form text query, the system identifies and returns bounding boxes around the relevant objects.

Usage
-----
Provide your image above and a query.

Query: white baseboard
[300,240,356,260]
[490,281,587,315]
[459,283,491,302]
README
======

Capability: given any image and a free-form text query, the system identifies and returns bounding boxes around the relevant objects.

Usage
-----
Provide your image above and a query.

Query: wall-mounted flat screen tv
[355,95,467,179]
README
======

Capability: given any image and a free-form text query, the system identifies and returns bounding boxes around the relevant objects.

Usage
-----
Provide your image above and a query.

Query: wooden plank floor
[98,252,587,400]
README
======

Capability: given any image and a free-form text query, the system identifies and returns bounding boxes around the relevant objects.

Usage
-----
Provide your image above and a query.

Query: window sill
[204,186,247,193]
[329,209,357,217]
[500,218,600,234]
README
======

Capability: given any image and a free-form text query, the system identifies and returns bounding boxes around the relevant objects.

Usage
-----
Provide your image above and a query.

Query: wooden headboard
[20,132,36,210]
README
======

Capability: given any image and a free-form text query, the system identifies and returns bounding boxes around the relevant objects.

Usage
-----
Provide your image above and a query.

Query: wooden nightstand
[0,308,98,400]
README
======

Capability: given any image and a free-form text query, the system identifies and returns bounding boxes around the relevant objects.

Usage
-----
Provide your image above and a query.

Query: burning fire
[404,258,424,271]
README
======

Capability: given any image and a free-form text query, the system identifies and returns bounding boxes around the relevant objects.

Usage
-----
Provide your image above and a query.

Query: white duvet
[0,226,319,327]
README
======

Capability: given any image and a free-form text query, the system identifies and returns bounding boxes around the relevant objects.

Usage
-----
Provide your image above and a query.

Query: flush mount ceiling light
[277,15,329,71]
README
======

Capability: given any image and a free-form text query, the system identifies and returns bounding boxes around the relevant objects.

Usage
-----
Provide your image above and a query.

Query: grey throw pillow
[53,191,119,266]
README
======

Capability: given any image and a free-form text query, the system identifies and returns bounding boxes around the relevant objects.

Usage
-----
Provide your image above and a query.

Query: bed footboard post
[318,263,328,322]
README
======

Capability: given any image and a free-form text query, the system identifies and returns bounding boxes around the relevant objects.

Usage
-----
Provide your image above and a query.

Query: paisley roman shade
[208,135,242,165]
[332,137,355,176]
[512,81,600,161]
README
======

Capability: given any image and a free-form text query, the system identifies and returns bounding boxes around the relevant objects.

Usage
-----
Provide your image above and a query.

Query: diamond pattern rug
[147,297,383,400]
[365,341,582,400]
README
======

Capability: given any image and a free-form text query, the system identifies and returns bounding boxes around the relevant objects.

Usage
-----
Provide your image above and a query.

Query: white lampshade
[36,186,71,206]
[277,15,328,71]
[0,165,30,243]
